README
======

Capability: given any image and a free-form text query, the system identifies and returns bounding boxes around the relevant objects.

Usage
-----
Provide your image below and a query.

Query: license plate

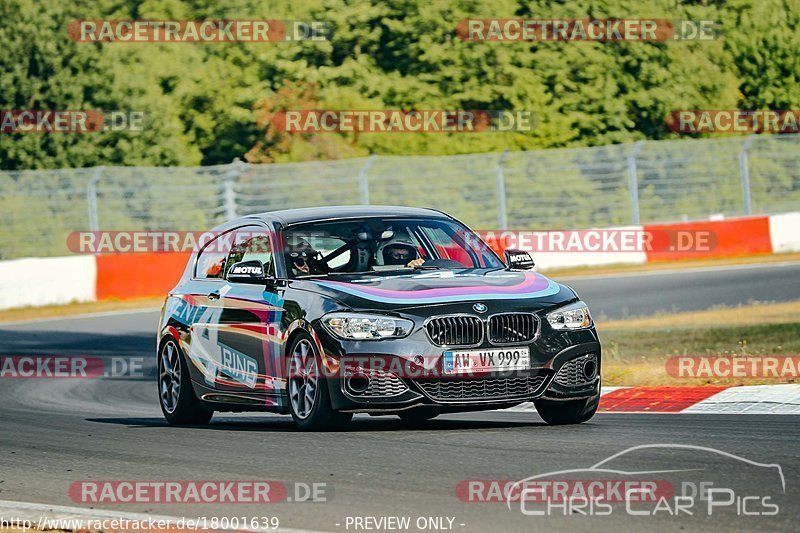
[443,347,530,375]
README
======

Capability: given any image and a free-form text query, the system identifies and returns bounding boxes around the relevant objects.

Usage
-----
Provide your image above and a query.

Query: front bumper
[322,338,602,412]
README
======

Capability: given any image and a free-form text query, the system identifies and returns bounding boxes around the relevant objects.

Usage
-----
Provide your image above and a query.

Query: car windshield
[281,217,504,278]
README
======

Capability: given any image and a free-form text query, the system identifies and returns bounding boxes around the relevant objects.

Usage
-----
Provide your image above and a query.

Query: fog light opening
[347,374,370,394]
[582,358,598,381]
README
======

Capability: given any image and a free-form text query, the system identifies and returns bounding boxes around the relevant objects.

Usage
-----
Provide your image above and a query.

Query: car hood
[291,270,575,311]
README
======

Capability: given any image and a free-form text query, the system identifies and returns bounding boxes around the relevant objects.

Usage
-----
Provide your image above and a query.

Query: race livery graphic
[157,206,601,430]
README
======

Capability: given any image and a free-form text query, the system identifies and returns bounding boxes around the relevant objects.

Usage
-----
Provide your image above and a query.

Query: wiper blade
[371,266,412,273]
[301,271,379,278]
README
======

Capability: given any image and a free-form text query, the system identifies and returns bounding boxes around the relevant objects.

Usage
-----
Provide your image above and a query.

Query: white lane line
[0,499,328,533]
[555,259,800,281]
[0,499,183,524]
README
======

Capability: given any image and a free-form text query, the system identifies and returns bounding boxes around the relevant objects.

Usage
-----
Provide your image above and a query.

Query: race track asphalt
[0,261,798,532]
[562,260,800,319]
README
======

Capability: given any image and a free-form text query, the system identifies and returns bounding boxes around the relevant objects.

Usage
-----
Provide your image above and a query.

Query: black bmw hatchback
[157,206,601,430]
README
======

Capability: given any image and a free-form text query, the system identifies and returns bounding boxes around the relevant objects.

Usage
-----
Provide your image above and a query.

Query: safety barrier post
[359,155,376,205]
[87,166,104,233]
[496,151,509,229]
[739,135,756,216]
[223,158,244,220]
[627,141,645,225]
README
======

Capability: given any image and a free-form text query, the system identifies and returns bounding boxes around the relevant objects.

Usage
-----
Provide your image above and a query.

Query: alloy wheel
[289,339,318,419]
[159,340,181,414]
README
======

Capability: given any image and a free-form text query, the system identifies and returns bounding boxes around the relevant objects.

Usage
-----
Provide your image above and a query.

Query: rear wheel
[158,338,213,425]
[398,407,440,423]
[534,395,598,425]
[288,334,352,431]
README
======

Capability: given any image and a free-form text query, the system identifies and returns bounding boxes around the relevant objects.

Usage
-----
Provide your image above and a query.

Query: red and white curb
[682,384,800,414]
[503,385,800,414]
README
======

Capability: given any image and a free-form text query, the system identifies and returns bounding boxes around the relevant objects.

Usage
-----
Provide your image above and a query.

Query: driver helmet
[376,237,419,266]
[286,239,319,275]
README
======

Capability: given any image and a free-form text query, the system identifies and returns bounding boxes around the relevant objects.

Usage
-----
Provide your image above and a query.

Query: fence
[1,134,799,259]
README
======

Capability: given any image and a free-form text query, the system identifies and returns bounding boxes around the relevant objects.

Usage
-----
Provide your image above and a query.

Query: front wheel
[287,334,352,431]
[158,338,213,425]
[534,395,598,425]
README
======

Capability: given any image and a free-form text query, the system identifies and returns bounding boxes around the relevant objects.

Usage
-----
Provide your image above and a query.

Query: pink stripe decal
[316,272,559,303]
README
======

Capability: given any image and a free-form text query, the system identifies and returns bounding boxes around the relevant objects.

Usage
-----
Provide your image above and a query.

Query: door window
[225,228,274,279]
[195,231,235,279]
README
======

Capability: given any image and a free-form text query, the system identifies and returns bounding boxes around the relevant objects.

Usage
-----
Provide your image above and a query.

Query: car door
[186,225,285,407]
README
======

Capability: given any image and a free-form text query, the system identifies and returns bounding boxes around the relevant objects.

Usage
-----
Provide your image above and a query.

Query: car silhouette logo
[473,303,487,313]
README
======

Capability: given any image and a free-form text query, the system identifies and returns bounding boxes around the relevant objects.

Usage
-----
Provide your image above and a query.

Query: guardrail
[2,135,800,260]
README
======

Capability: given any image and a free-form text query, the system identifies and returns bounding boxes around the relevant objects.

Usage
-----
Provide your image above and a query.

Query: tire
[158,338,213,425]
[534,395,598,425]
[398,407,440,423]
[287,333,353,431]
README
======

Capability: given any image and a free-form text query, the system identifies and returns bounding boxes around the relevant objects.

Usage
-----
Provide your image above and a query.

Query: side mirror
[504,249,536,270]
[226,260,269,284]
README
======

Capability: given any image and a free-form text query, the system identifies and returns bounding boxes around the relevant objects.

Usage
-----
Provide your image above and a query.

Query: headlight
[322,313,414,340]
[546,301,592,330]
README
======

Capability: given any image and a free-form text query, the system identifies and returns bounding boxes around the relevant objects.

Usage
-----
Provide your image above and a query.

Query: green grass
[600,322,800,386]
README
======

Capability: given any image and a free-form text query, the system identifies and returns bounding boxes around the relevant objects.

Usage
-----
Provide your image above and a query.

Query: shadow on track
[0,329,150,357]
[86,415,547,432]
